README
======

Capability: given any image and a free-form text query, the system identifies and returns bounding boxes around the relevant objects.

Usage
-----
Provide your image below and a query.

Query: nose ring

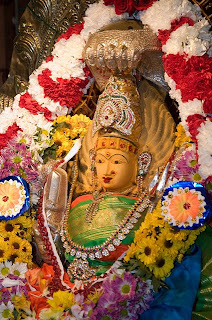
[111,170,115,175]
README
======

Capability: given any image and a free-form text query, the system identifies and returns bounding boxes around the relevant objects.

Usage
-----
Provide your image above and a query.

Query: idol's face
[95,148,136,192]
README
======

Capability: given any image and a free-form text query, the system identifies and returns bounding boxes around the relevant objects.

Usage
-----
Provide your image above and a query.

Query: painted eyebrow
[110,154,128,162]
[96,153,128,162]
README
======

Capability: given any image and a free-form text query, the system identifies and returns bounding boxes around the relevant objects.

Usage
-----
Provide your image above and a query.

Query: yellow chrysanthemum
[0,221,20,237]
[136,237,160,265]
[179,232,198,255]
[47,290,76,312]
[7,237,32,265]
[53,130,69,145]
[53,115,72,126]
[124,243,138,262]
[12,293,31,313]
[126,199,205,280]
[87,288,103,304]
[175,124,192,148]
[157,232,181,258]
[149,254,174,279]
[0,237,10,262]
[134,228,150,243]
[69,114,92,139]
[56,140,73,157]
[16,227,32,241]
[8,235,26,253]
[150,202,166,227]
[165,227,188,241]
[14,215,33,229]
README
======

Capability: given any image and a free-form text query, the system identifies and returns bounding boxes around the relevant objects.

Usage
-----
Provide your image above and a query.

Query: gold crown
[92,74,142,147]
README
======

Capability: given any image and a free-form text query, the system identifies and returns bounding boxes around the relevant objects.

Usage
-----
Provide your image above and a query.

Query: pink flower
[112,272,137,300]
[174,150,202,183]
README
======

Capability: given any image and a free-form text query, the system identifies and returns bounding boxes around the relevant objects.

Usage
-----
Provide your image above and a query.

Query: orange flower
[169,191,201,223]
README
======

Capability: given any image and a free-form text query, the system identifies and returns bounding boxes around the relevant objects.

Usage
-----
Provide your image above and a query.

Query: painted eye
[114,160,119,164]
[98,159,102,163]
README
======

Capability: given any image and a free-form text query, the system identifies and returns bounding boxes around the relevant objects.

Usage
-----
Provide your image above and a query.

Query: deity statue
[32,19,211,320]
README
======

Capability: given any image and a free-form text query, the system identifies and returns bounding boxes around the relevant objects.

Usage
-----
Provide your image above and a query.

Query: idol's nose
[105,161,112,176]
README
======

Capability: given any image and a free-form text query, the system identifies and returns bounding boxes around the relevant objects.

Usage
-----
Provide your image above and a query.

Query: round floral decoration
[0,177,30,221]
[161,181,211,229]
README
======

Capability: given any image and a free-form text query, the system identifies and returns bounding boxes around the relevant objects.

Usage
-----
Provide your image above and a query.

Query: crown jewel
[92,74,141,146]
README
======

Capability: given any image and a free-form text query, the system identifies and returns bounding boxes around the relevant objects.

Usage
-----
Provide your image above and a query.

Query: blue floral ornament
[161,181,212,230]
[0,176,30,221]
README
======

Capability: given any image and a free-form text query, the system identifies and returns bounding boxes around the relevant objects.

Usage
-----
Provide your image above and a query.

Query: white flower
[0,261,12,278]
[14,131,32,146]
[81,0,127,41]
[140,0,201,34]
[12,106,52,136]
[164,73,204,129]
[162,19,211,56]
[0,108,16,134]
[164,73,182,103]
[178,99,205,125]
[197,120,212,179]
[50,34,86,80]
[2,278,25,288]
[0,302,14,319]
[10,262,28,278]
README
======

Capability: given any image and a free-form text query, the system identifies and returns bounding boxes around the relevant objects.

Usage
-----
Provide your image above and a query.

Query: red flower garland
[56,22,84,42]
[163,54,212,114]
[186,114,206,144]
[37,192,66,294]
[158,17,194,45]
[38,67,91,109]
[0,123,20,152]
[19,92,52,121]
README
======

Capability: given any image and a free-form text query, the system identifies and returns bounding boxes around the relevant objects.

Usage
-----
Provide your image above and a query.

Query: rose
[104,0,156,15]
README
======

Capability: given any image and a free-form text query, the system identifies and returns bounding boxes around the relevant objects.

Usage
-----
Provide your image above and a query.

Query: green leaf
[55,121,71,129]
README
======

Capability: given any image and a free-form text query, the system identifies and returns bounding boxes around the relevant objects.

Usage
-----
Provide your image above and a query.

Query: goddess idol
[32,20,212,320]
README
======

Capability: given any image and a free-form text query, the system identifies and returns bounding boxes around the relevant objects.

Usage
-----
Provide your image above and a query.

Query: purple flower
[82,301,95,317]
[90,307,116,320]
[112,272,137,300]
[97,293,117,310]
[0,136,39,185]
[86,272,153,320]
